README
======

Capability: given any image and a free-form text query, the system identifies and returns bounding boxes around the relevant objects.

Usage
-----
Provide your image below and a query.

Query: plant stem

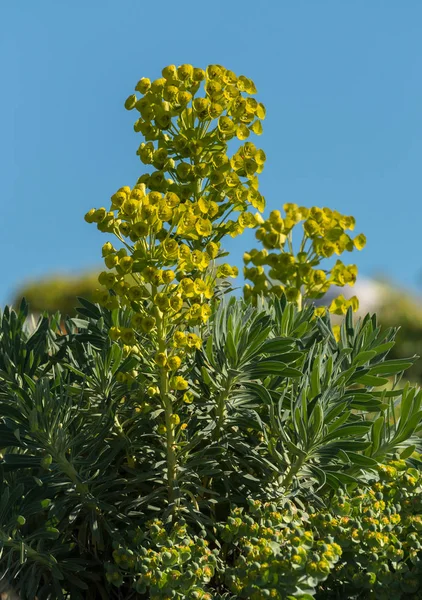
[212,376,233,442]
[279,453,307,491]
[155,307,177,504]
[55,455,89,497]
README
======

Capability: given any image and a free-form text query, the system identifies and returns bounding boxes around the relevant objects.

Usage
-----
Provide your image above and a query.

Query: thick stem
[279,453,307,491]
[55,455,89,497]
[161,366,176,503]
[200,377,234,498]
[155,307,177,504]
[212,376,233,442]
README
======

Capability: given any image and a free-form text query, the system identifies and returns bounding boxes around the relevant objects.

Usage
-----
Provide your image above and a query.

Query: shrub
[1,63,421,599]
[12,272,98,316]
[376,281,422,385]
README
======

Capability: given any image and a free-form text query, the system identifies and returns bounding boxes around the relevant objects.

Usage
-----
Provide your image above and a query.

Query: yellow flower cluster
[243,203,366,314]
[84,64,268,453]
[310,464,422,596]
[110,520,216,598]
[126,63,267,240]
[223,502,342,598]
[126,63,265,140]
[85,65,267,360]
[86,188,235,352]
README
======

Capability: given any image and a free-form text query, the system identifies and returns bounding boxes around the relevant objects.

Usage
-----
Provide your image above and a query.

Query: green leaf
[354,374,390,387]
[344,451,378,467]
[324,440,371,452]
[260,337,295,354]
[293,406,308,444]
[251,360,302,377]
[245,382,273,406]
[323,423,372,443]
[3,454,42,469]
[368,360,414,376]
[353,350,377,366]
[225,330,238,364]
[394,410,422,445]
[325,470,360,484]
[205,334,216,368]
[371,416,384,454]
[308,403,323,439]
[400,445,416,459]
[310,354,321,399]
[325,405,350,427]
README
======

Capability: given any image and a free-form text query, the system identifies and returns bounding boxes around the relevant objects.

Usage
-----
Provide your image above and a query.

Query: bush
[1,63,421,599]
[12,273,98,317]
[376,281,422,385]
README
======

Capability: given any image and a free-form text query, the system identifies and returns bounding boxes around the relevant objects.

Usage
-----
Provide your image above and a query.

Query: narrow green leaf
[323,423,372,443]
[354,374,390,387]
[353,350,377,366]
[400,445,416,459]
[371,416,384,454]
[369,360,414,376]
[344,451,378,467]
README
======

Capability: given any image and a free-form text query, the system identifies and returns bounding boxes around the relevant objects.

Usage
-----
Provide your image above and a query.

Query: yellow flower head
[167,356,182,371]
[186,333,201,350]
[354,233,367,250]
[154,293,170,312]
[121,328,136,345]
[171,376,189,391]
[141,316,156,332]
[162,270,175,284]
[173,331,187,347]
[155,352,167,367]
[170,413,181,426]
[109,326,121,341]
[169,295,183,312]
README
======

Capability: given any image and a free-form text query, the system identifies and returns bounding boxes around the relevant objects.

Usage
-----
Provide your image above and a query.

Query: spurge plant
[0,63,421,600]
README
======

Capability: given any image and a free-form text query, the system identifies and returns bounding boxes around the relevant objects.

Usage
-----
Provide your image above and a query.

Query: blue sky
[1,0,422,306]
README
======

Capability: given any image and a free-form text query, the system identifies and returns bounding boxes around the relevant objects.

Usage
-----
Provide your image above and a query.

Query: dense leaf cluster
[0,298,421,598]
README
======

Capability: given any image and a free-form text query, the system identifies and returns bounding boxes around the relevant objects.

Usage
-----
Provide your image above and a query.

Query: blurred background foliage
[12,272,422,383]
[375,281,422,385]
[12,272,99,317]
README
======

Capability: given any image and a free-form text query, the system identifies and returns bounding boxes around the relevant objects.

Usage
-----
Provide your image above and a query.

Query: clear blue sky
[1,0,422,306]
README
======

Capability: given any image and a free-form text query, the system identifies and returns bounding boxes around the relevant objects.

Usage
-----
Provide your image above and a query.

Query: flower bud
[109,327,121,341]
[167,356,182,371]
[92,208,107,223]
[84,208,96,223]
[124,94,137,110]
[104,254,119,269]
[162,65,178,80]
[135,78,150,94]
[102,242,115,256]
[147,386,159,397]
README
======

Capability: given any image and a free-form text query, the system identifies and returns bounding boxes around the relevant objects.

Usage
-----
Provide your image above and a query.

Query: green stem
[0,529,55,566]
[155,307,177,504]
[279,453,307,491]
[201,377,234,498]
[212,376,233,442]
[55,455,89,497]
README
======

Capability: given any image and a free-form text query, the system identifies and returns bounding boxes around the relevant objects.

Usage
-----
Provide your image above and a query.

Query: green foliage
[222,501,342,598]
[376,281,422,385]
[313,462,422,599]
[218,464,422,600]
[12,273,98,316]
[2,62,422,599]
[0,296,421,598]
[108,520,217,599]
